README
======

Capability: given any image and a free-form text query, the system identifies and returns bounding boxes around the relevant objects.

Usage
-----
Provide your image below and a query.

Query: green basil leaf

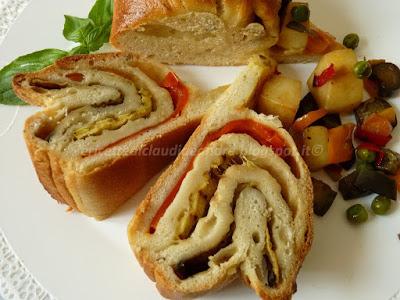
[83,24,111,52]
[0,49,68,106]
[63,15,94,43]
[69,45,90,55]
[88,0,113,26]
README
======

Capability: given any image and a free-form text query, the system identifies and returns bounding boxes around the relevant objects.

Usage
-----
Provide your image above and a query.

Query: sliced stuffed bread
[111,0,342,65]
[14,52,218,220]
[129,57,313,299]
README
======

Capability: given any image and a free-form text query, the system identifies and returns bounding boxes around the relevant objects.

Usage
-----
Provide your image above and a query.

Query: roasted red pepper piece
[313,64,336,87]
[162,72,189,116]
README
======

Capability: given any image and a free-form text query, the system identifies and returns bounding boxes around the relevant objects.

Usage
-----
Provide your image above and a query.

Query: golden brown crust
[23,117,69,206]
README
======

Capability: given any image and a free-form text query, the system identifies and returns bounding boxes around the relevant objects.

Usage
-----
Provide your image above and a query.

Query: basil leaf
[0,49,68,106]
[63,15,93,43]
[69,45,90,55]
[88,0,113,26]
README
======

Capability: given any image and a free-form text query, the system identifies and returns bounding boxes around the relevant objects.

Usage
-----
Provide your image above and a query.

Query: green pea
[354,61,372,79]
[291,5,310,23]
[356,148,376,163]
[347,204,368,224]
[371,196,392,215]
[343,33,360,49]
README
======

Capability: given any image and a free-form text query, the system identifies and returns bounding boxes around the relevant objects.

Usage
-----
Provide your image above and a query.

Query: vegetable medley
[258,34,400,225]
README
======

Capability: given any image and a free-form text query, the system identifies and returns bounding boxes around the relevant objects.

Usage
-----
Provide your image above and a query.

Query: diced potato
[307,49,363,113]
[303,126,329,171]
[277,2,310,52]
[257,75,302,127]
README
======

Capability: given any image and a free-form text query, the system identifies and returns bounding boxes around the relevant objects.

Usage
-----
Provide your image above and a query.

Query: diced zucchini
[257,75,302,127]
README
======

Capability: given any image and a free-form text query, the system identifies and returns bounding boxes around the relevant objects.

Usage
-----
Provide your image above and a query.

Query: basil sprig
[0,0,113,106]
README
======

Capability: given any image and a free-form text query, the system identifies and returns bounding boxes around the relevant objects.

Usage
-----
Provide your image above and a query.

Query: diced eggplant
[354,98,397,127]
[354,169,397,200]
[314,113,342,129]
[376,149,400,175]
[338,171,372,200]
[296,93,319,118]
[371,63,400,97]
[324,165,343,181]
[296,93,342,128]
[312,178,337,216]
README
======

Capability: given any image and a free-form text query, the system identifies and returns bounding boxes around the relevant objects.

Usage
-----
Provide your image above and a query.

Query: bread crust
[16,52,211,220]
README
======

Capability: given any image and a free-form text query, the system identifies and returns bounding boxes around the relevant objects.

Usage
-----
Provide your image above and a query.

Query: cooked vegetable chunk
[257,75,302,127]
[303,126,329,170]
[371,62,400,97]
[354,169,397,200]
[307,49,363,113]
[277,2,310,52]
[355,98,397,128]
[327,123,355,165]
[312,178,337,217]
[376,149,400,175]
[338,171,372,200]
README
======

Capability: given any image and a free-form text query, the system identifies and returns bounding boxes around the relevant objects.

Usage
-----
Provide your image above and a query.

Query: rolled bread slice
[13,52,219,220]
[110,0,342,65]
[129,57,313,299]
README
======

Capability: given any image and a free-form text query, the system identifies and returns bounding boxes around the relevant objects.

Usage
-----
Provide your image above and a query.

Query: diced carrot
[361,114,393,137]
[292,108,328,132]
[327,123,356,164]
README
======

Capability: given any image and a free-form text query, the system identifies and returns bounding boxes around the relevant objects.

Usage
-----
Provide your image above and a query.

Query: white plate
[1,0,400,299]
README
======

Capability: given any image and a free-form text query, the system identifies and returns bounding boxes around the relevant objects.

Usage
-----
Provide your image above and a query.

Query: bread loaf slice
[111,0,281,65]
[128,56,313,299]
[111,0,342,65]
[14,52,220,220]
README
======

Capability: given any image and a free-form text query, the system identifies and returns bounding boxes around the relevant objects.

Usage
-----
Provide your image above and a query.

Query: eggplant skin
[354,169,397,200]
[338,171,372,200]
[312,178,337,217]
[354,98,397,127]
